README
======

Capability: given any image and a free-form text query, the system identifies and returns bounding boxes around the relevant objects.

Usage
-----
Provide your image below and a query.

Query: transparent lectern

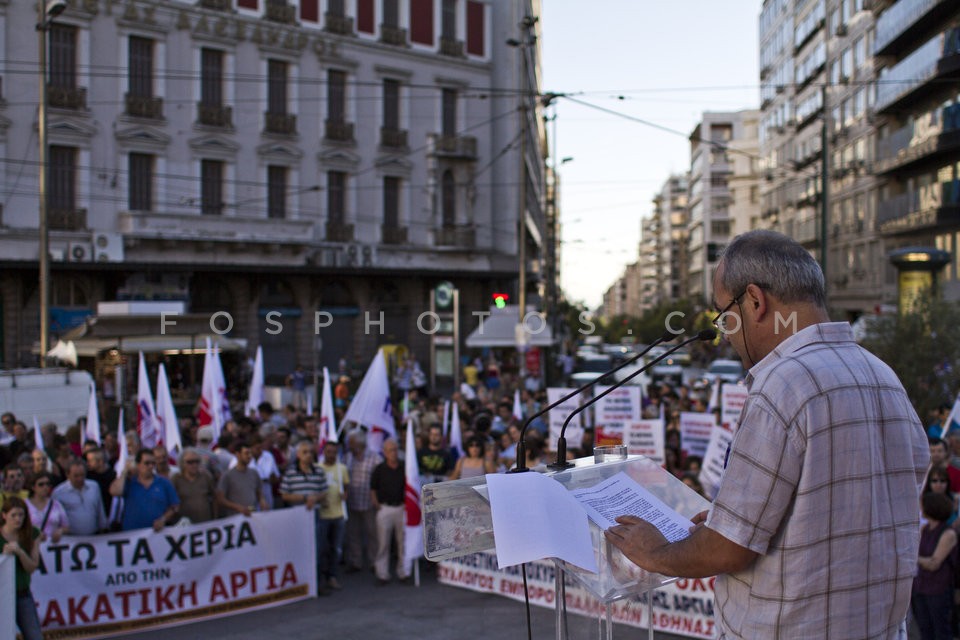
[422,454,711,639]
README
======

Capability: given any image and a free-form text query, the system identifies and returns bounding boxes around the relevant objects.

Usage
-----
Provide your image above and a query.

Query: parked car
[699,359,745,386]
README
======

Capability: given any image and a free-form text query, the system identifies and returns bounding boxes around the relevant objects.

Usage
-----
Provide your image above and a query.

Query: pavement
[130,561,689,640]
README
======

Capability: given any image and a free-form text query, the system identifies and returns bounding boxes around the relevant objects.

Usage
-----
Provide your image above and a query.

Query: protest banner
[438,551,716,639]
[594,386,641,445]
[698,422,736,499]
[625,419,666,465]
[679,412,715,458]
[547,388,583,453]
[31,508,316,638]
[720,383,748,427]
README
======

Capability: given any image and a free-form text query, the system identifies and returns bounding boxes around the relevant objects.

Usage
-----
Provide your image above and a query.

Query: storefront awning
[465,306,554,348]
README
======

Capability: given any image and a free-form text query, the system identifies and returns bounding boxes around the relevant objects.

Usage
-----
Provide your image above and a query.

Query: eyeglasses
[712,290,747,332]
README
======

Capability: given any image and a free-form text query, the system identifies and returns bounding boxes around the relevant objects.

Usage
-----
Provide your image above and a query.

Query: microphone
[548,329,717,470]
[510,332,675,473]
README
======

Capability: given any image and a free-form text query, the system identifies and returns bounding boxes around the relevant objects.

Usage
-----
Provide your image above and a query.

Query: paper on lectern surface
[571,471,694,543]
[486,472,598,573]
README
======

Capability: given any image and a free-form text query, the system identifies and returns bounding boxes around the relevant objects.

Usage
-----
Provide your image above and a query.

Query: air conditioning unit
[360,244,376,267]
[49,247,66,261]
[93,231,124,262]
[835,24,848,36]
[775,85,785,94]
[67,241,92,262]
[344,243,359,266]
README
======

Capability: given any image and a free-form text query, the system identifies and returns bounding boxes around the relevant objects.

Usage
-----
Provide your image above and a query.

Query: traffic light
[492,292,510,309]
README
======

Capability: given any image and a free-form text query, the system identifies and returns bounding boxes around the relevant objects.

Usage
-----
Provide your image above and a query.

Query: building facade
[0,0,548,383]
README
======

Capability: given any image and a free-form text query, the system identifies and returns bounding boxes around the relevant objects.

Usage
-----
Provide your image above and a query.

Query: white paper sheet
[571,471,693,543]
[485,472,598,573]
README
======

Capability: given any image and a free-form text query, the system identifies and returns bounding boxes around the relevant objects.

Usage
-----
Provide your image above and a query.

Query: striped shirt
[280,463,328,499]
[345,450,381,511]
[706,322,928,639]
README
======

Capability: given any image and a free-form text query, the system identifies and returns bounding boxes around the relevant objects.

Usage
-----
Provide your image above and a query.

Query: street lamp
[37,0,66,367]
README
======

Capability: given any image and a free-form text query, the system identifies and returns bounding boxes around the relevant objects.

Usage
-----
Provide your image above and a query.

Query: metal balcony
[199,0,231,9]
[878,181,960,234]
[439,37,464,57]
[430,134,477,160]
[379,127,408,149]
[875,104,960,173]
[324,120,355,143]
[197,103,233,127]
[49,208,87,231]
[125,94,163,119]
[435,225,475,248]
[265,3,297,24]
[875,28,960,114]
[47,86,86,110]
[324,13,354,35]
[381,225,407,245]
[326,221,354,242]
[264,112,297,135]
[874,0,953,57]
[380,24,407,46]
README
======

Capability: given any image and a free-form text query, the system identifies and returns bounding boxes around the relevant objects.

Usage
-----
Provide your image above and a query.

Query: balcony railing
[125,94,163,119]
[439,37,464,57]
[380,24,407,46]
[876,104,960,173]
[431,134,477,160]
[264,112,297,135]
[197,103,233,127]
[878,181,960,233]
[199,0,231,9]
[379,127,408,148]
[875,28,960,113]
[435,225,475,248]
[324,119,355,142]
[324,12,354,35]
[47,86,86,110]
[265,3,297,24]
[875,0,951,56]
[381,225,407,245]
[49,208,87,231]
[326,221,354,242]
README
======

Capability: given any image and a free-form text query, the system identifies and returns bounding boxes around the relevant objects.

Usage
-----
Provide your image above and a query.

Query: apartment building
[0,0,548,380]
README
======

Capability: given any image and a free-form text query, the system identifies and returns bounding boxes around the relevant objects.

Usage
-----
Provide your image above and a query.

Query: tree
[860,297,960,424]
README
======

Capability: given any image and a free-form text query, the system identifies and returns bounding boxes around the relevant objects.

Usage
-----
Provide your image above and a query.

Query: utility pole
[820,82,829,284]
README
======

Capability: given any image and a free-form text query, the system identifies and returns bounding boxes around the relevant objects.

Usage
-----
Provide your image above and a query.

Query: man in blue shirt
[109,448,179,531]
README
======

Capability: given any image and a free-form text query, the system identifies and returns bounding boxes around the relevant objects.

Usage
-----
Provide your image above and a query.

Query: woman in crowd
[923,466,958,523]
[25,471,69,542]
[2,497,43,640]
[912,491,958,640]
[448,436,498,480]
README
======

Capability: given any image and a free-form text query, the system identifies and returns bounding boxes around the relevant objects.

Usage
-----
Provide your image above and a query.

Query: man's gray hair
[719,230,826,308]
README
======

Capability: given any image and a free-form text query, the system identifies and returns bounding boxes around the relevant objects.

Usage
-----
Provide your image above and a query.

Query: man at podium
[606,230,928,639]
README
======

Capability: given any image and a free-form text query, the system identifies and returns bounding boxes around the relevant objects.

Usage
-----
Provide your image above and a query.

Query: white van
[0,368,93,432]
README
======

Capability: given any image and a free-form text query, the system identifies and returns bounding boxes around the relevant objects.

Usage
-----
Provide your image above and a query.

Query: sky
[540,1,762,309]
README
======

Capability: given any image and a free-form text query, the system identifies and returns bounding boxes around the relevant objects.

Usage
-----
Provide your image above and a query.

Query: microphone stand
[548,329,718,470]
[509,332,675,473]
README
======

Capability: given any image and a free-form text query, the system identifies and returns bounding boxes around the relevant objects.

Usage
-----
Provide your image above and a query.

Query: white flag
[114,409,128,475]
[136,353,160,449]
[449,402,465,459]
[343,350,395,451]
[213,343,232,424]
[33,416,44,452]
[198,338,223,440]
[156,363,182,458]
[320,367,338,444]
[84,382,101,446]
[403,417,424,573]
[245,345,264,417]
[707,380,720,414]
[513,388,523,421]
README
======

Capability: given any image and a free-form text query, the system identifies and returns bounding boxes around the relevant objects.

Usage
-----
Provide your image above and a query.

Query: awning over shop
[465,305,554,348]
[36,312,247,357]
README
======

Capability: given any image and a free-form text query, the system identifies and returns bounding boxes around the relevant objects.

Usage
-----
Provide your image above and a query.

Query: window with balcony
[380,0,406,44]
[266,0,297,24]
[441,170,455,227]
[129,152,153,212]
[127,36,161,118]
[382,176,406,244]
[267,166,287,219]
[49,146,81,229]
[48,24,85,110]
[324,69,353,142]
[442,88,457,136]
[265,59,295,134]
[440,0,463,56]
[381,79,406,147]
[201,159,224,215]
[199,48,231,127]
[324,0,354,34]
[328,171,346,224]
